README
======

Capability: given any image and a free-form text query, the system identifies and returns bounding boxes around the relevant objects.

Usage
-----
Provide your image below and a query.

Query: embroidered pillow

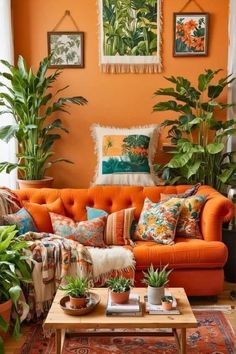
[23,199,65,233]
[49,212,107,247]
[87,206,135,245]
[91,124,159,186]
[161,195,206,239]
[3,208,38,235]
[134,198,183,245]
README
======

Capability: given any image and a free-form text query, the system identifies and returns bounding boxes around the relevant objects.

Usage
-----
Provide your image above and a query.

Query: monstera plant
[153,69,236,191]
[0,55,87,184]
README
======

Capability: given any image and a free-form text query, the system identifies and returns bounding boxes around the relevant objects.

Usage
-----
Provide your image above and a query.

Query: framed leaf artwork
[47,31,84,68]
[173,13,209,56]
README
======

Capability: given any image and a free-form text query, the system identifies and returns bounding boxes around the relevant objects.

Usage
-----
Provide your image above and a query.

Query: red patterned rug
[19,311,235,354]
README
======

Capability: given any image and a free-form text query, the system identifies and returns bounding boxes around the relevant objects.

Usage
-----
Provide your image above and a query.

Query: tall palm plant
[0,55,87,180]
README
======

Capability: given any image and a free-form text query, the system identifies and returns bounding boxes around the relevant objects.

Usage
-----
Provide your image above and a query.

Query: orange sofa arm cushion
[198,185,234,242]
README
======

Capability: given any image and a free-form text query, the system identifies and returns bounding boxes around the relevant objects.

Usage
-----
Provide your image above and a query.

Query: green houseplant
[153,69,236,191]
[161,295,173,311]
[106,276,132,304]
[0,55,87,185]
[0,225,31,353]
[143,264,172,305]
[59,275,90,309]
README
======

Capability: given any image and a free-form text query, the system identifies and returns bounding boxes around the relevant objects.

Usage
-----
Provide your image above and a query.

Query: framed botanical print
[173,13,209,56]
[47,31,84,68]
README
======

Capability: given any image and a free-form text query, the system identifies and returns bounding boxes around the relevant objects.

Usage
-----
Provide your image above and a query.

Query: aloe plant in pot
[0,225,32,353]
[0,55,87,188]
[153,69,236,191]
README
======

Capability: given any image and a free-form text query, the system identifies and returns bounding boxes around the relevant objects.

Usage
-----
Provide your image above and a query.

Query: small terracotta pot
[0,299,12,338]
[161,301,173,311]
[69,296,87,309]
[110,290,130,304]
[17,176,54,189]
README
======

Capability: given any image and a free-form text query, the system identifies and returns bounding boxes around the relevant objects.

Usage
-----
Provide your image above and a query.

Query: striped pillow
[87,207,135,245]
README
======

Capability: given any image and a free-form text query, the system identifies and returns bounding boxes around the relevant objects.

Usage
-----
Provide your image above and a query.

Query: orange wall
[12,0,229,187]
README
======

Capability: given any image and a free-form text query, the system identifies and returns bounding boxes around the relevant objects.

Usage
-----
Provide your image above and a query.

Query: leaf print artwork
[173,13,209,56]
[102,134,150,174]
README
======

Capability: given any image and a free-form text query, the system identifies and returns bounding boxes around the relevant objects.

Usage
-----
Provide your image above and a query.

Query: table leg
[56,329,65,354]
[180,328,186,354]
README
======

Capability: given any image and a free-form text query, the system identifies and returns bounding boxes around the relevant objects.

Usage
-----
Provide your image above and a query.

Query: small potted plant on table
[59,276,90,309]
[143,264,173,305]
[161,295,173,311]
[106,276,132,304]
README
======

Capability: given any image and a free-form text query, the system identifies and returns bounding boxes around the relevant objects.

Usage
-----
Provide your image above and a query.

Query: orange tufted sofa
[14,185,234,296]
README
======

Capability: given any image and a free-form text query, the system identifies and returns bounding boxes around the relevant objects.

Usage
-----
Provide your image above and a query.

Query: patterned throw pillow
[134,198,183,245]
[87,207,135,245]
[3,208,38,235]
[172,195,206,239]
[91,124,159,186]
[49,212,107,247]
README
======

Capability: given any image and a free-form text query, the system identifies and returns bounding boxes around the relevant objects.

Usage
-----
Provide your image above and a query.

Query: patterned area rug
[19,311,235,354]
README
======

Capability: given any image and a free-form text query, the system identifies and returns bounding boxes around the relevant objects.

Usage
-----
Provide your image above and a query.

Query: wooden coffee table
[44,287,197,354]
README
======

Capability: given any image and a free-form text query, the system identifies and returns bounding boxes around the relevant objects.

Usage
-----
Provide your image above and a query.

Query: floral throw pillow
[86,206,135,245]
[134,198,183,245]
[49,213,107,247]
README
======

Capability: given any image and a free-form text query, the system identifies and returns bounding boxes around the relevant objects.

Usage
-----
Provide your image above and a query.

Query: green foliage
[0,55,87,180]
[106,276,132,293]
[161,295,173,303]
[103,0,157,56]
[59,276,89,298]
[153,69,236,190]
[0,225,32,341]
[143,264,172,287]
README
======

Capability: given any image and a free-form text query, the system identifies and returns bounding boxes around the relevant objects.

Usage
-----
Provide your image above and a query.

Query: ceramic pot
[110,290,130,304]
[0,299,12,338]
[161,301,173,311]
[147,285,164,305]
[17,176,54,189]
[69,296,87,309]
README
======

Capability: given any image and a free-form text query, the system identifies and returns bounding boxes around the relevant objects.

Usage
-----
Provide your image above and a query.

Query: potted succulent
[153,69,236,191]
[0,55,87,188]
[0,225,32,353]
[161,295,173,311]
[143,264,172,305]
[106,276,132,304]
[59,275,90,309]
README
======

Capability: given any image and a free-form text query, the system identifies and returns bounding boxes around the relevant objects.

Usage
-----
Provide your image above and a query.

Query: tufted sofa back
[15,185,196,221]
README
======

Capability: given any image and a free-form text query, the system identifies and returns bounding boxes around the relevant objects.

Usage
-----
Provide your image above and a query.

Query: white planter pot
[147,285,164,305]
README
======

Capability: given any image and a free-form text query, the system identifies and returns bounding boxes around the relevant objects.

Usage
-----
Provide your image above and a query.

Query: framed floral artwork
[47,31,84,68]
[173,13,209,56]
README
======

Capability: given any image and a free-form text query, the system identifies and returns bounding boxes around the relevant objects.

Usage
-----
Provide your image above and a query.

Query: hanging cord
[179,0,205,13]
[52,10,79,32]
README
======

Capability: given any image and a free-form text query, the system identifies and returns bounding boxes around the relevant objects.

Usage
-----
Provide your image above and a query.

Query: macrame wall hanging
[98,0,163,74]
[173,0,209,57]
[47,10,84,68]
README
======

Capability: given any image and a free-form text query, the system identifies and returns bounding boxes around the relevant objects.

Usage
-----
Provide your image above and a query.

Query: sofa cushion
[134,197,183,245]
[160,194,206,239]
[87,206,135,245]
[133,238,228,269]
[23,199,65,233]
[3,207,38,235]
[50,212,107,247]
[91,124,159,186]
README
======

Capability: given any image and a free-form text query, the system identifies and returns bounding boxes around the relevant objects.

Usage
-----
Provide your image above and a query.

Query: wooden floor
[4,282,236,354]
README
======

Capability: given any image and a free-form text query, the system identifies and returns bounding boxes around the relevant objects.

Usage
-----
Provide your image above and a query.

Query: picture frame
[47,31,84,68]
[173,13,209,57]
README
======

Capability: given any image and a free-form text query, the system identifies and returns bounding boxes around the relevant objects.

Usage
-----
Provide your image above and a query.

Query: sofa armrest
[198,186,234,242]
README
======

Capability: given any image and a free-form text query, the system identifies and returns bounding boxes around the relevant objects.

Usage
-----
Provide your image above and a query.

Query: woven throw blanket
[0,187,20,219]
[22,232,93,318]
[87,246,136,285]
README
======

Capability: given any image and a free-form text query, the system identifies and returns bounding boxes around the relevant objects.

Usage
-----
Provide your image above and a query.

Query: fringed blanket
[22,232,135,319]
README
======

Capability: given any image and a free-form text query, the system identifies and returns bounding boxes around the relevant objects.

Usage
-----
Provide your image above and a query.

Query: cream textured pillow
[91,124,159,185]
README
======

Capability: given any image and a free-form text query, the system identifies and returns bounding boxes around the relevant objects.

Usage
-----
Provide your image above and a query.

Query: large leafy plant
[153,69,236,190]
[0,55,87,180]
[0,225,31,347]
